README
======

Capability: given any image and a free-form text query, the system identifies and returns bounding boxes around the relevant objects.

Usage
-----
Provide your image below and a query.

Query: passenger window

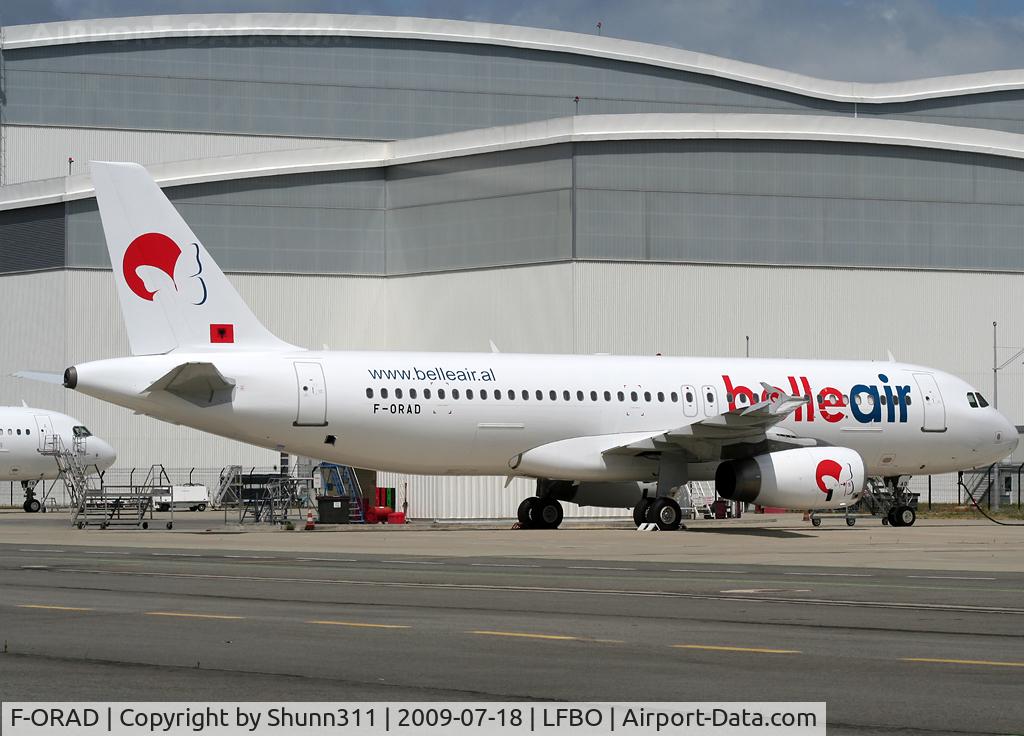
[410,388,417,399]
[438,388,446,399]
[617,391,625,402]
[657,392,664,402]
[17,429,21,435]
[726,393,734,402]
[466,389,473,399]
[522,390,529,400]
[905,395,911,406]
[576,390,584,401]
[550,390,557,401]
[396,388,403,399]
[977,393,990,408]
[424,388,432,399]
[880,395,887,406]
[536,390,543,400]
[685,391,694,403]
[563,390,571,401]
[706,392,714,403]
[366,388,373,398]
[453,389,460,399]
[26,429,30,435]
[643,391,651,402]
[630,391,638,402]
[382,388,389,399]
[670,392,678,402]
[481,389,488,400]
[604,391,611,401]
[591,391,598,401]
[508,390,515,400]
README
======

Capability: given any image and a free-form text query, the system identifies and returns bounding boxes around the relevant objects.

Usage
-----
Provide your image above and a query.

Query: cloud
[2,0,1023,81]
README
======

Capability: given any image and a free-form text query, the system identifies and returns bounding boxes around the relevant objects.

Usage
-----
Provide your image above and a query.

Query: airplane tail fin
[90,161,295,355]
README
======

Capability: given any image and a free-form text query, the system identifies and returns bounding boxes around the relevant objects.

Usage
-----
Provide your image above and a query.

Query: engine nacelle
[715,447,864,510]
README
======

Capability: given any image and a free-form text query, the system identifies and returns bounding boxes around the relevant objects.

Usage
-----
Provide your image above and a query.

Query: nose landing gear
[21,480,42,513]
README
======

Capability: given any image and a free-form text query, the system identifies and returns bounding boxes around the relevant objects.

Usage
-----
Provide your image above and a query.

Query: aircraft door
[681,385,699,418]
[33,415,53,451]
[701,385,720,417]
[912,373,946,432]
[294,362,328,427]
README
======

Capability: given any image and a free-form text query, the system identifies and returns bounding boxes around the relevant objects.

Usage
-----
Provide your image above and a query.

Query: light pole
[991,321,1024,510]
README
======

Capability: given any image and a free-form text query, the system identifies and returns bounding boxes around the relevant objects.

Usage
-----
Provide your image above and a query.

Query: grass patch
[915,503,1024,521]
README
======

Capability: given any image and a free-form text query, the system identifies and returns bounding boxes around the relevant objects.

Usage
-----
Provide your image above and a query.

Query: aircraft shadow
[684,527,812,539]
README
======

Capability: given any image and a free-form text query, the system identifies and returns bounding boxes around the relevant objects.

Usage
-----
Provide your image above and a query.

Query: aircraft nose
[95,438,118,469]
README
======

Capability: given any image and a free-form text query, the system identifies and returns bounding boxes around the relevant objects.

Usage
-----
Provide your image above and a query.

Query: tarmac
[1,510,1023,735]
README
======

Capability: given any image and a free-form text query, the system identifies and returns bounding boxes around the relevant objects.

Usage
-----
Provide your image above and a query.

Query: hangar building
[2,14,1023,517]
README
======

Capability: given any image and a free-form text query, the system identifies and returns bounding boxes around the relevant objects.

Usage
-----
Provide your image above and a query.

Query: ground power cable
[957,471,1024,526]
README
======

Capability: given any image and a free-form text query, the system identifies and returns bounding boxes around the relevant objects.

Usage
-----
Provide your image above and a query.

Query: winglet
[490,340,501,354]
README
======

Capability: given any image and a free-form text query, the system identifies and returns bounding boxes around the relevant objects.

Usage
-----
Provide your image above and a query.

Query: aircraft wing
[145,362,236,407]
[603,382,818,462]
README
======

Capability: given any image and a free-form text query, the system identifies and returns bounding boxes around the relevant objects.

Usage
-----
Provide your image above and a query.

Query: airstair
[680,481,716,519]
[319,464,366,523]
[38,434,103,527]
[213,464,243,507]
[74,464,169,529]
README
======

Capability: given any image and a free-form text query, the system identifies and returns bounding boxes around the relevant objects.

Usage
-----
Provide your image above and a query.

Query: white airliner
[24,162,1018,530]
[0,404,116,512]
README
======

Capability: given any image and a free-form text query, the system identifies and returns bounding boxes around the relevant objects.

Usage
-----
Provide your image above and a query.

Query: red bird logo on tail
[122,232,181,301]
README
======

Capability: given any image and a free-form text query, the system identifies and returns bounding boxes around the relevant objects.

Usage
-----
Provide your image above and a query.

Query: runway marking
[902,657,1024,668]
[151,553,200,557]
[19,548,64,553]
[470,563,540,568]
[53,568,1024,615]
[906,576,996,581]
[593,639,626,644]
[671,569,748,574]
[382,560,445,565]
[84,551,130,555]
[222,555,275,560]
[308,620,411,629]
[673,644,800,655]
[721,588,813,594]
[784,572,873,577]
[296,558,358,562]
[17,604,93,612]
[568,566,636,571]
[471,630,577,641]
[145,612,244,620]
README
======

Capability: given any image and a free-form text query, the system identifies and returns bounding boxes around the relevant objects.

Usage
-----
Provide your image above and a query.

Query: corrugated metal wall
[1,262,1020,516]
[3,125,337,184]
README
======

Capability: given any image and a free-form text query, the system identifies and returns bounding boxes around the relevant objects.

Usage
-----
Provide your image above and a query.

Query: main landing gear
[517,496,564,530]
[633,495,684,531]
[863,476,918,527]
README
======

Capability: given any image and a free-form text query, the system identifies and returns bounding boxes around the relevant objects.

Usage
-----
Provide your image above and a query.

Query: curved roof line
[4,112,1024,211]
[6,12,1024,105]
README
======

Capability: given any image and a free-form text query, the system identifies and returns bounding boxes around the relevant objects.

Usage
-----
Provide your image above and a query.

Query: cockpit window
[976,393,990,408]
[72,426,92,437]
[967,393,978,408]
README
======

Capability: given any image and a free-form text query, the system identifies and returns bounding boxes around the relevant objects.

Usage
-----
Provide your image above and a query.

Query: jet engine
[715,447,864,510]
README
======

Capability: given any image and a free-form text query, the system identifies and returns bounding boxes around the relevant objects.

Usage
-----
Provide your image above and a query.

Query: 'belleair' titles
[723,373,912,424]
[368,367,496,382]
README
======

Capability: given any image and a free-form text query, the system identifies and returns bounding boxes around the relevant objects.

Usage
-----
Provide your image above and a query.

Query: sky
[2,0,1024,82]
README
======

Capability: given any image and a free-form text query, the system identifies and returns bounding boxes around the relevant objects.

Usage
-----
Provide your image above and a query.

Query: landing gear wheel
[811,516,822,527]
[22,500,32,513]
[896,505,916,527]
[633,498,652,528]
[647,497,683,531]
[166,522,174,530]
[530,497,564,530]
[846,517,856,527]
[141,521,149,530]
[197,504,207,512]
[881,516,889,526]
[517,497,538,528]
[26,499,41,513]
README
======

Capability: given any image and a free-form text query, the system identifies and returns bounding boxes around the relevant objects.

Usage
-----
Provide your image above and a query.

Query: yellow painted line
[145,612,244,620]
[17,604,93,612]
[471,630,577,641]
[903,657,1024,668]
[308,620,410,629]
[594,639,626,644]
[673,644,801,654]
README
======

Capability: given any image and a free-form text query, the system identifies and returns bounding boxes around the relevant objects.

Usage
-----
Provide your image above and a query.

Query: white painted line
[470,563,540,568]
[84,551,130,555]
[721,588,813,594]
[382,560,444,565]
[671,569,748,574]
[784,572,873,577]
[222,555,275,559]
[907,575,996,581]
[568,566,637,571]
[19,549,64,553]
[151,553,200,557]
[296,557,358,562]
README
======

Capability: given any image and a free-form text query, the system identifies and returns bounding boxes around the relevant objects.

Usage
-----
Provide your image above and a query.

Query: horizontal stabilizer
[12,370,65,385]
[145,362,236,407]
